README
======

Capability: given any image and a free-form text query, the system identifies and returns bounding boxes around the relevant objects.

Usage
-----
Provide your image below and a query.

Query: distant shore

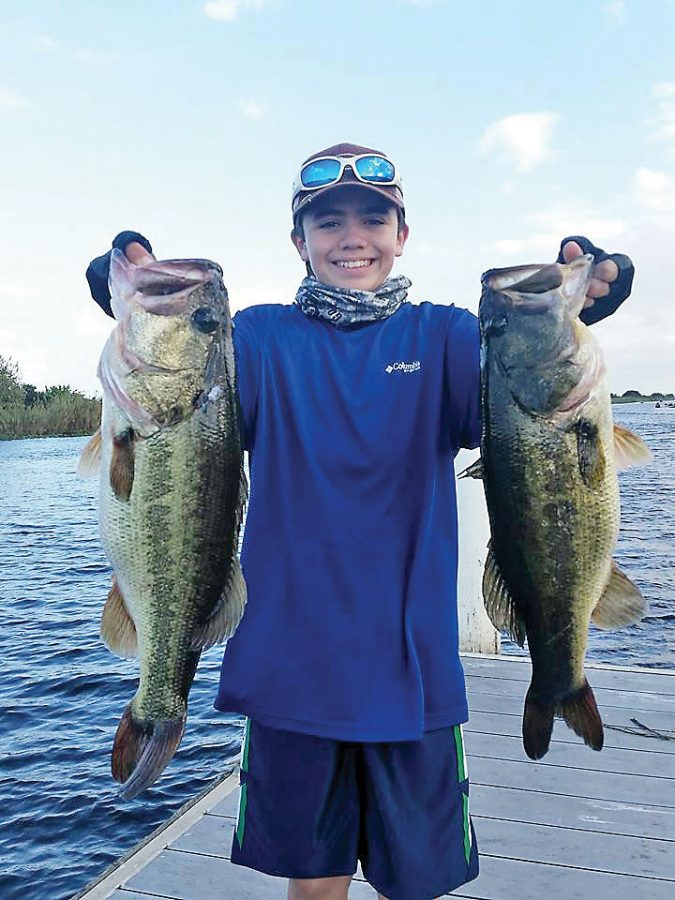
[612,395,675,404]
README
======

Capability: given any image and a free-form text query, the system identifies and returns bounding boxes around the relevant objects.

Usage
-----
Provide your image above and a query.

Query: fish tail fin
[557,680,604,752]
[111,702,185,800]
[522,687,555,760]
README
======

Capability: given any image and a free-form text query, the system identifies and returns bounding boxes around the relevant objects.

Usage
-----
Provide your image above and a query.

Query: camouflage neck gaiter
[294,274,411,328]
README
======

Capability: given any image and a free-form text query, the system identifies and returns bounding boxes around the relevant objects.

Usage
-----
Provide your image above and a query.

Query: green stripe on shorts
[236,718,252,849]
[453,725,467,782]
[462,792,472,864]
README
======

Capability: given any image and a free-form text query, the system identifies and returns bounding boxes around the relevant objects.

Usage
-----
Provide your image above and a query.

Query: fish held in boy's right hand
[79,251,247,799]
[466,254,651,760]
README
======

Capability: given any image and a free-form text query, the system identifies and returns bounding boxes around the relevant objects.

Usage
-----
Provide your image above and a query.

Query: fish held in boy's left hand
[464,254,651,761]
[79,251,247,800]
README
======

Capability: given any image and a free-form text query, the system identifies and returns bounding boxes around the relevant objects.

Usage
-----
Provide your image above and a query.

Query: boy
[86,143,632,899]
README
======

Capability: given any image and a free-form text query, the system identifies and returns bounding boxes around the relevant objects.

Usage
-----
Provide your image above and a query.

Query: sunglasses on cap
[293,153,400,194]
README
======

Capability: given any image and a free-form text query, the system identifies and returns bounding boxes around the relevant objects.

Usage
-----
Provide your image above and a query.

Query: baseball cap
[292,143,405,223]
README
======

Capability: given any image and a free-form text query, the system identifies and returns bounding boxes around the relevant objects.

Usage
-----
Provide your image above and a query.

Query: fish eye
[191,307,219,333]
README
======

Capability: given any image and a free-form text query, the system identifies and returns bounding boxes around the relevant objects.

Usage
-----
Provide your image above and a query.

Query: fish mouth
[482,255,594,316]
[110,251,226,318]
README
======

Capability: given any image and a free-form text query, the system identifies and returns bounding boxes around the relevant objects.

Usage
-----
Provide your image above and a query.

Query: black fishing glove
[558,235,634,326]
[86,231,154,318]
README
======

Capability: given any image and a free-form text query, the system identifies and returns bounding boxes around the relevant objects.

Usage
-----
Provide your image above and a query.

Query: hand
[561,240,619,311]
[124,241,156,266]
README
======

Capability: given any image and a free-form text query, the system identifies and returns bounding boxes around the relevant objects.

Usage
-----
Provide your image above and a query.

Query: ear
[291,229,309,262]
[395,223,409,258]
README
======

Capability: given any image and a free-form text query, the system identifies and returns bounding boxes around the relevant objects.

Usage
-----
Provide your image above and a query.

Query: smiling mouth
[334,260,374,269]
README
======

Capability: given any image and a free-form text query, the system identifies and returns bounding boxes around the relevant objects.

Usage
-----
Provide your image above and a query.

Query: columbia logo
[385,360,421,374]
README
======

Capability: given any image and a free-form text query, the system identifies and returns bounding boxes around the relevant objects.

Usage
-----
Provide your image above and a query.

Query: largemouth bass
[470,254,650,760]
[79,251,247,799]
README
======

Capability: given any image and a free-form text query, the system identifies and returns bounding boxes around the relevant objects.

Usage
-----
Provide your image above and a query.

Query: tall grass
[0,354,101,439]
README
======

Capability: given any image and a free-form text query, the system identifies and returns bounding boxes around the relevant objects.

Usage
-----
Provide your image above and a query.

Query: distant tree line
[611,389,675,400]
[0,354,101,439]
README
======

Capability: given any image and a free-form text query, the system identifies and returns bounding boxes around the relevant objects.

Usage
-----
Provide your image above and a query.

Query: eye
[318,219,339,229]
[191,307,219,333]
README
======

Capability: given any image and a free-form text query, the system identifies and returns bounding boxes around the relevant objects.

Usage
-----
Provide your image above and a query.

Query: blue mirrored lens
[301,159,342,188]
[355,156,395,183]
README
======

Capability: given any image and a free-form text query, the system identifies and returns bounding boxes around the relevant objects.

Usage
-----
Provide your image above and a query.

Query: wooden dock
[76,655,675,899]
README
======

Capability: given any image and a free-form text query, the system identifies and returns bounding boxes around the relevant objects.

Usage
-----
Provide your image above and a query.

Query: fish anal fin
[482,544,526,647]
[613,423,652,470]
[591,560,647,630]
[77,428,102,477]
[190,560,247,651]
[576,419,605,487]
[556,680,604,751]
[101,576,138,658]
[522,688,555,760]
[458,457,484,480]
[110,429,136,500]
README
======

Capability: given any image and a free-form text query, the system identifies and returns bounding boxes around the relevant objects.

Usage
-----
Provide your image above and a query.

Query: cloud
[478,112,559,172]
[32,34,59,50]
[648,82,675,145]
[633,167,675,212]
[0,87,27,114]
[493,207,627,257]
[74,49,119,65]
[239,97,267,121]
[203,0,269,21]
[603,1,626,23]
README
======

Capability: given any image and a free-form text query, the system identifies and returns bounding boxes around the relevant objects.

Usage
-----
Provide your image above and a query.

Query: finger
[586,277,610,299]
[125,241,156,265]
[582,296,596,310]
[593,258,619,284]
[562,240,582,263]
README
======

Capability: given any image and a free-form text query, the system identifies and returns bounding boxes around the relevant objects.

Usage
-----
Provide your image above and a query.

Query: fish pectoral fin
[457,456,484,480]
[591,560,647,630]
[190,560,247,651]
[613,423,652,469]
[576,419,606,488]
[77,427,102,477]
[482,544,527,647]
[110,428,136,500]
[100,576,139,658]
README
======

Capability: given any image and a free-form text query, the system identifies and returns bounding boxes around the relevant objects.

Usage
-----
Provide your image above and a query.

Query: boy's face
[292,186,409,291]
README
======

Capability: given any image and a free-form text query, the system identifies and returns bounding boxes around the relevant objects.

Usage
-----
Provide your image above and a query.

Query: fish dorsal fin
[457,456,484,480]
[576,419,606,487]
[613,423,652,470]
[110,429,136,500]
[482,543,527,647]
[591,560,647,630]
[100,577,138,658]
[190,463,249,650]
[77,428,102,477]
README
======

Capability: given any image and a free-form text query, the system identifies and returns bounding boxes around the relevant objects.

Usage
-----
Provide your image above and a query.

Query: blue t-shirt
[214,300,481,742]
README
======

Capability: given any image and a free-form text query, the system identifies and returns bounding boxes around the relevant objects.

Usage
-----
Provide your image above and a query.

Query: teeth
[335,260,372,268]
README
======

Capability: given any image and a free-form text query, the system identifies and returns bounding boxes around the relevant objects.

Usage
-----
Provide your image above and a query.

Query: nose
[339,219,367,249]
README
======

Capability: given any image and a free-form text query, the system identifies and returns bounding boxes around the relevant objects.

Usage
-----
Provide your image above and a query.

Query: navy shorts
[231,720,479,899]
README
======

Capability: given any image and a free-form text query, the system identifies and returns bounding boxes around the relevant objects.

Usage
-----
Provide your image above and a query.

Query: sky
[1,0,674,395]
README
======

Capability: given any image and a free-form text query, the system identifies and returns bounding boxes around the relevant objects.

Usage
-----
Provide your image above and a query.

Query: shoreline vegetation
[1,354,100,440]
[611,390,675,404]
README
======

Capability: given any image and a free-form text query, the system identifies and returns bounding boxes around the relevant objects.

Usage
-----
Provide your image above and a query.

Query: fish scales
[471,256,650,760]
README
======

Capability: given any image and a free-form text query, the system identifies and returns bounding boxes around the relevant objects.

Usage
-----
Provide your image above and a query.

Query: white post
[455,449,500,654]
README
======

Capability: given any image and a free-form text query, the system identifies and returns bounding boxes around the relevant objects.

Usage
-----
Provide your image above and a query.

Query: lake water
[1,403,673,899]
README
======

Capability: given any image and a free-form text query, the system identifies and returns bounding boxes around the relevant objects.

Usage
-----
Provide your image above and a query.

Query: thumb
[561,240,583,263]
[125,241,156,266]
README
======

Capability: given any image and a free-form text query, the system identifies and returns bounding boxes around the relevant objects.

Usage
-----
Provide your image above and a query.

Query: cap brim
[293,181,404,219]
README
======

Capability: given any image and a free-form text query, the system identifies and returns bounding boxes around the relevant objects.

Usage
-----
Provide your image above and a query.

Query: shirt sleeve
[232,309,261,453]
[443,307,481,452]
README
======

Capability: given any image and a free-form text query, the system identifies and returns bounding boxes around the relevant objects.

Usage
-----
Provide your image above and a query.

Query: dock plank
[470,755,675,807]
[452,854,675,900]
[465,729,675,778]
[471,783,675,841]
